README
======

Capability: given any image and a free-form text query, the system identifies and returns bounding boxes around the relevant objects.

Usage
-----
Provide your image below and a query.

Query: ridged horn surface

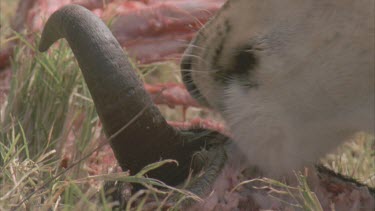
[39,4,200,184]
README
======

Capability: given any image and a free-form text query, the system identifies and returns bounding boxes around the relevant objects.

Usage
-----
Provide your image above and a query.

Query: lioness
[181,0,374,176]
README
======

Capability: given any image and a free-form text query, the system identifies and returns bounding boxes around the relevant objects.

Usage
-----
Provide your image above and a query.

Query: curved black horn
[39,4,202,184]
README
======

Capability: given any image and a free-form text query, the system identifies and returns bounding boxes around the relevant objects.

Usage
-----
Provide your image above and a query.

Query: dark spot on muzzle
[215,44,259,89]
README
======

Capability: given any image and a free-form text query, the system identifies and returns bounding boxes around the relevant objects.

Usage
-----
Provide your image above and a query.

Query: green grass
[0,33,105,209]
[322,133,375,188]
[0,32,194,210]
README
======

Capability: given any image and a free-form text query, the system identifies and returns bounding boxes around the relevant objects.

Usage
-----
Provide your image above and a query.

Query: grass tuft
[0,32,197,210]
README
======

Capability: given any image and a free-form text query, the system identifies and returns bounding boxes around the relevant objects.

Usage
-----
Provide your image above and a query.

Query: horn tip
[38,41,49,52]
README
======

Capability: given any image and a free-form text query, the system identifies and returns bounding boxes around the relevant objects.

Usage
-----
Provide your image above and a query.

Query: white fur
[184,0,374,176]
